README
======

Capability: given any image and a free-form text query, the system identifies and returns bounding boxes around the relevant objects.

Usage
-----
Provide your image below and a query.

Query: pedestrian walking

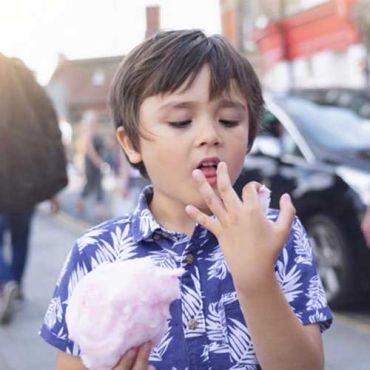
[0,54,67,324]
[76,110,106,216]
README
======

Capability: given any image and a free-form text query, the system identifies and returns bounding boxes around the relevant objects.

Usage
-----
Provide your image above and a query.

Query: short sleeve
[39,243,92,355]
[275,216,333,332]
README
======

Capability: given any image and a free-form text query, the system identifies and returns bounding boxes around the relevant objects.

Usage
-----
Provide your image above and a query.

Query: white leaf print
[149,324,172,362]
[275,248,303,304]
[44,297,63,329]
[200,344,210,363]
[206,301,229,354]
[293,220,313,265]
[118,239,138,261]
[139,209,159,236]
[111,224,131,250]
[76,228,107,252]
[198,228,209,247]
[309,311,328,324]
[66,262,89,303]
[221,292,238,306]
[306,275,327,311]
[56,326,67,340]
[181,267,205,338]
[65,341,80,356]
[149,249,179,269]
[227,317,255,365]
[90,246,116,268]
[89,225,137,267]
[206,247,228,280]
[56,249,74,287]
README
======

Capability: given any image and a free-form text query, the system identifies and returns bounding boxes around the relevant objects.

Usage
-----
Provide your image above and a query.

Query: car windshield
[277,97,370,151]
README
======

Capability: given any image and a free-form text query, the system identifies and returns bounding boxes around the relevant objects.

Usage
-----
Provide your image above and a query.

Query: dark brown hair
[109,29,264,177]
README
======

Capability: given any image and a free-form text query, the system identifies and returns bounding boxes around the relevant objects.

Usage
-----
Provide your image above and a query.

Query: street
[0,194,370,369]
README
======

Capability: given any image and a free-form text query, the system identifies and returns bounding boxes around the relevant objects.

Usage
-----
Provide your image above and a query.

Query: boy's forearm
[237,273,324,370]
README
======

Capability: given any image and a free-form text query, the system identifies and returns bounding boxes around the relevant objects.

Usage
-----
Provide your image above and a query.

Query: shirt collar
[131,185,183,243]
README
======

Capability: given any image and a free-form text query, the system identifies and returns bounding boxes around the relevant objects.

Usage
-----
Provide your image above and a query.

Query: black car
[290,87,370,120]
[235,95,370,308]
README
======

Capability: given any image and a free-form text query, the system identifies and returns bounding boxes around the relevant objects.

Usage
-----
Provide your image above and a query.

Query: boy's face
[118,65,249,213]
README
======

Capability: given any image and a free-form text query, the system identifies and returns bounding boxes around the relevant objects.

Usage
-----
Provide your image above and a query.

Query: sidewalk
[0,212,81,370]
[59,165,148,226]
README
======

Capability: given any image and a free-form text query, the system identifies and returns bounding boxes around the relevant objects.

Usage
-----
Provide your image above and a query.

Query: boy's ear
[116,127,142,164]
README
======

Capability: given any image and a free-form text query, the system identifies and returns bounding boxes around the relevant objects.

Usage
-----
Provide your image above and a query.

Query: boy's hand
[185,162,296,294]
[113,342,155,370]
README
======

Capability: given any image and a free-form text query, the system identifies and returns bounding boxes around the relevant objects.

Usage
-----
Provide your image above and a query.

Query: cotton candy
[258,184,271,214]
[66,257,183,370]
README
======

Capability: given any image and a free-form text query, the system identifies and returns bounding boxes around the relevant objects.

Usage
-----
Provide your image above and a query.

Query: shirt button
[187,319,199,330]
[184,254,194,265]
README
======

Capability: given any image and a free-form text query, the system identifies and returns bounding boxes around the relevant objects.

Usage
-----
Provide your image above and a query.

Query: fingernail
[127,348,137,358]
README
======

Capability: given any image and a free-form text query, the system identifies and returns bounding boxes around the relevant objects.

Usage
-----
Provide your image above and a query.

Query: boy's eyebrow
[218,98,247,111]
[158,99,247,111]
[158,101,193,111]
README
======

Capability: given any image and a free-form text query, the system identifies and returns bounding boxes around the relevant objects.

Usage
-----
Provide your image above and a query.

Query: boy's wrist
[233,267,279,299]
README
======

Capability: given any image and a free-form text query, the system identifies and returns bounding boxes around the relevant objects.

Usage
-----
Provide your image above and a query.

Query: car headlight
[336,166,370,206]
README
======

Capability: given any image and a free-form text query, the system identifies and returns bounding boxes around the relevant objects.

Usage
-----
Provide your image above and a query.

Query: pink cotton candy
[258,185,271,214]
[66,257,184,370]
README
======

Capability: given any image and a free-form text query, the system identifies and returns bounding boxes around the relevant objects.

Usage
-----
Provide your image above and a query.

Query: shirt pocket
[222,298,259,368]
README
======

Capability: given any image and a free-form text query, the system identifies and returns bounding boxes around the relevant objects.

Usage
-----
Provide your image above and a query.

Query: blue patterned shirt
[40,186,332,370]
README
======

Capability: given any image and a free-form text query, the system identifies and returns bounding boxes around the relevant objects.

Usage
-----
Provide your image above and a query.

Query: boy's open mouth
[197,157,220,185]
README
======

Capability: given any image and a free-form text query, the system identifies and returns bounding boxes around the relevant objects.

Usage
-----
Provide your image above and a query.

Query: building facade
[46,55,123,125]
[220,0,366,91]
[46,5,161,126]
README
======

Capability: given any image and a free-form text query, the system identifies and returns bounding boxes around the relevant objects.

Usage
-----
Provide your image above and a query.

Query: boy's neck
[149,192,196,236]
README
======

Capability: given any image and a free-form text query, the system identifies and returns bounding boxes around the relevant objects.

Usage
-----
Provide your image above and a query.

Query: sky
[0,0,221,84]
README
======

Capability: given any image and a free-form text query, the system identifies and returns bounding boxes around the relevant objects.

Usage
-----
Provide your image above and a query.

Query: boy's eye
[219,119,240,127]
[168,120,191,128]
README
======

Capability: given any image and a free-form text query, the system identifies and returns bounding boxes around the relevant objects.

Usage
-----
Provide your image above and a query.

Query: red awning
[253,0,360,69]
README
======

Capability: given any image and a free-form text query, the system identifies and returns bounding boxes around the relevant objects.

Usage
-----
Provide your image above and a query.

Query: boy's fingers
[185,205,219,235]
[132,342,153,370]
[216,162,241,212]
[192,169,227,219]
[275,193,296,241]
[241,182,263,210]
[113,347,138,369]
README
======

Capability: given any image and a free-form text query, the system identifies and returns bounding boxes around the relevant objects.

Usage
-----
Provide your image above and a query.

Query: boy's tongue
[199,166,217,184]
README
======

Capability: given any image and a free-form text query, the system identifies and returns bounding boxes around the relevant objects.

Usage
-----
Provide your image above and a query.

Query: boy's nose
[195,120,222,147]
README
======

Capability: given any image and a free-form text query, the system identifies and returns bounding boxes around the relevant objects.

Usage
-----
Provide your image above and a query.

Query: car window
[261,110,304,158]
[277,97,370,151]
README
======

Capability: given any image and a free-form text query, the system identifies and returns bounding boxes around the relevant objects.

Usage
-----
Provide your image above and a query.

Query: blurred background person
[0,54,68,324]
[76,111,106,216]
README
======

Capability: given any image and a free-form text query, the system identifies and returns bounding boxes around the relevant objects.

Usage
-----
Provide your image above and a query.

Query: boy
[40,30,332,370]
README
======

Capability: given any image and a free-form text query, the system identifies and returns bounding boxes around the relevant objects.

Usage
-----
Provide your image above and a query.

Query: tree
[352,0,370,89]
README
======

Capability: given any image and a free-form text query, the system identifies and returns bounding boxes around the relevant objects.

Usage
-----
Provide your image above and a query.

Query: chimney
[145,5,160,39]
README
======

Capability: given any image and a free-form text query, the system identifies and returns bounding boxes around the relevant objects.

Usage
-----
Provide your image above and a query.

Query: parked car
[235,95,370,308]
[290,87,370,120]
